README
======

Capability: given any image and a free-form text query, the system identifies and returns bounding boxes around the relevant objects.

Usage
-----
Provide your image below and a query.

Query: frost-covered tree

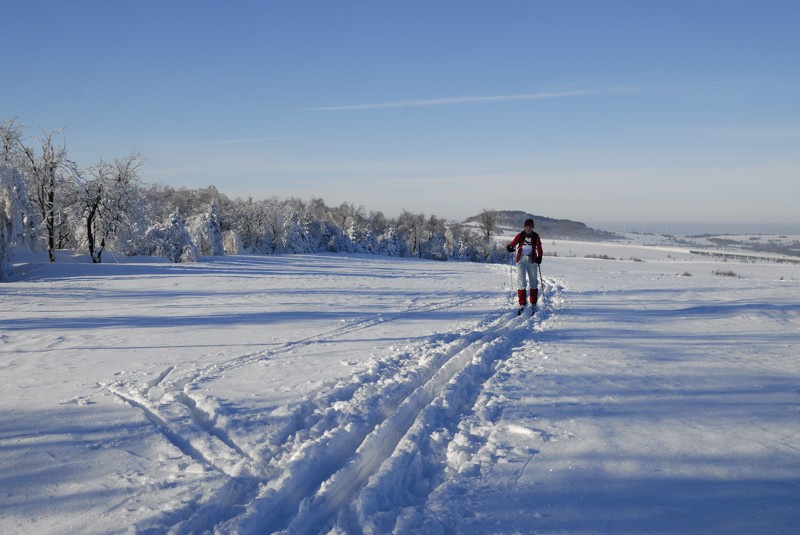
[330,202,364,230]
[224,197,269,254]
[347,212,378,254]
[281,204,316,253]
[459,228,479,261]
[261,199,284,253]
[132,212,197,263]
[444,224,461,260]
[1,119,35,246]
[396,210,426,258]
[305,197,329,222]
[15,128,78,262]
[143,184,225,222]
[419,215,447,261]
[1,118,513,267]
[222,229,243,254]
[2,119,36,249]
[74,152,145,263]
[326,224,354,253]
[377,226,406,256]
[227,198,257,253]
[0,165,29,280]
[187,202,224,256]
[472,233,505,263]
[1,118,24,166]
[369,210,388,235]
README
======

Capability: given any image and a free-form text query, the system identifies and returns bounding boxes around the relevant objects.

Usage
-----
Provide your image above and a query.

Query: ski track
[101,277,564,533]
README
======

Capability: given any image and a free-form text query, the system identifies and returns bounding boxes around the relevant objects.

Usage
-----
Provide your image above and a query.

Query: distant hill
[465,210,622,241]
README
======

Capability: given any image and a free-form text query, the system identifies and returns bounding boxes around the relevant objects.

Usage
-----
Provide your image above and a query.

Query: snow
[1,242,799,534]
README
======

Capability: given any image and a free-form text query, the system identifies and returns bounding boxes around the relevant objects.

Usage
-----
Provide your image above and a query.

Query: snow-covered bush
[132,212,198,263]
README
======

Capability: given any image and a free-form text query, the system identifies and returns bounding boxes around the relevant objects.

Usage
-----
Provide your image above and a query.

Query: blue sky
[3,1,799,233]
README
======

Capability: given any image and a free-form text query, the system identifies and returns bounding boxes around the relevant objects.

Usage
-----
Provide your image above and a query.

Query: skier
[506,218,543,315]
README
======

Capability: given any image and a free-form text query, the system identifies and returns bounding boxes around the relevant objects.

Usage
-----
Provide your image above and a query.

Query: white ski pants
[516,255,539,290]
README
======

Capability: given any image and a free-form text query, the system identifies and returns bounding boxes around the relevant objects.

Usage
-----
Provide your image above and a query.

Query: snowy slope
[1,244,798,534]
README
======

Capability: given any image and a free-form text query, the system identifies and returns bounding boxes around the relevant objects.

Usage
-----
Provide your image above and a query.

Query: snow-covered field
[2,240,799,534]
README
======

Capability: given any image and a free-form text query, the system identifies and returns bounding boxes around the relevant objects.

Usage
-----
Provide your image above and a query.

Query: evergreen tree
[281,205,316,253]
[377,227,406,256]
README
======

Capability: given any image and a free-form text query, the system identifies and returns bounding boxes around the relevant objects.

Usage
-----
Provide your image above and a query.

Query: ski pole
[538,263,545,308]
[510,253,515,297]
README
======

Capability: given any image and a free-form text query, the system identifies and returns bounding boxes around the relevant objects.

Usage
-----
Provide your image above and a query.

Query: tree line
[1,118,505,280]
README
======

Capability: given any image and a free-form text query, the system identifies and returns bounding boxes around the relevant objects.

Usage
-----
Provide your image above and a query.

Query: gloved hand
[506,244,515,253]
[535,255,542,264]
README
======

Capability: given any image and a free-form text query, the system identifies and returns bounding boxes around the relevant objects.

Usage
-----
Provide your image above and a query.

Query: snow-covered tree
[256,198,285,253]
[187,202,225,256]
[281,205,316,253]
[227,198,257,253]
[0,165,29,280]
[396,211,426,258]
[222,229,243,254]
[2,118,514,267]
[132,212,197,263]
[74,152,145,263]
[369,210,388,235]
[377,226,406,256]
[1,118,24,166]
[330,202,364,230]
[420,215,447,261]
[326,225,354,253]
[15,128,78,262]
[471,233,505,263]
[444,224,461,260]
[143,184,225,222]
[348,217,378,254]
[304,197,329,222]
[225,197,271,254]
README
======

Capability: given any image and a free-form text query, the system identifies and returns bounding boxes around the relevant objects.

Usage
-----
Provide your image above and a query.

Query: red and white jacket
[508,231,543,263]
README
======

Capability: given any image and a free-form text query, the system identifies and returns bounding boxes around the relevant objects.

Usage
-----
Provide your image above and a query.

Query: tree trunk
[46,184,55,263]
[87,206,99,263]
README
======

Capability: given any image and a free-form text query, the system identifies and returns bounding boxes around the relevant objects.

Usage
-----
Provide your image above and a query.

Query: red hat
[524,218,534,228]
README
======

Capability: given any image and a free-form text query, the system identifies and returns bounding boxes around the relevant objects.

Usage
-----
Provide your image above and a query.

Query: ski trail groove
[106,384,248,477]
[104,299,462,471]
[184,281,568,533]
[286,326,517,533]
[176,391,257,466]
[211,310,535,534]
[102,297,468,531]
[347,277,565,533]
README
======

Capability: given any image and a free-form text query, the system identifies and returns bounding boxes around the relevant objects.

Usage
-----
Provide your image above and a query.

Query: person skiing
[506,218,543,314]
